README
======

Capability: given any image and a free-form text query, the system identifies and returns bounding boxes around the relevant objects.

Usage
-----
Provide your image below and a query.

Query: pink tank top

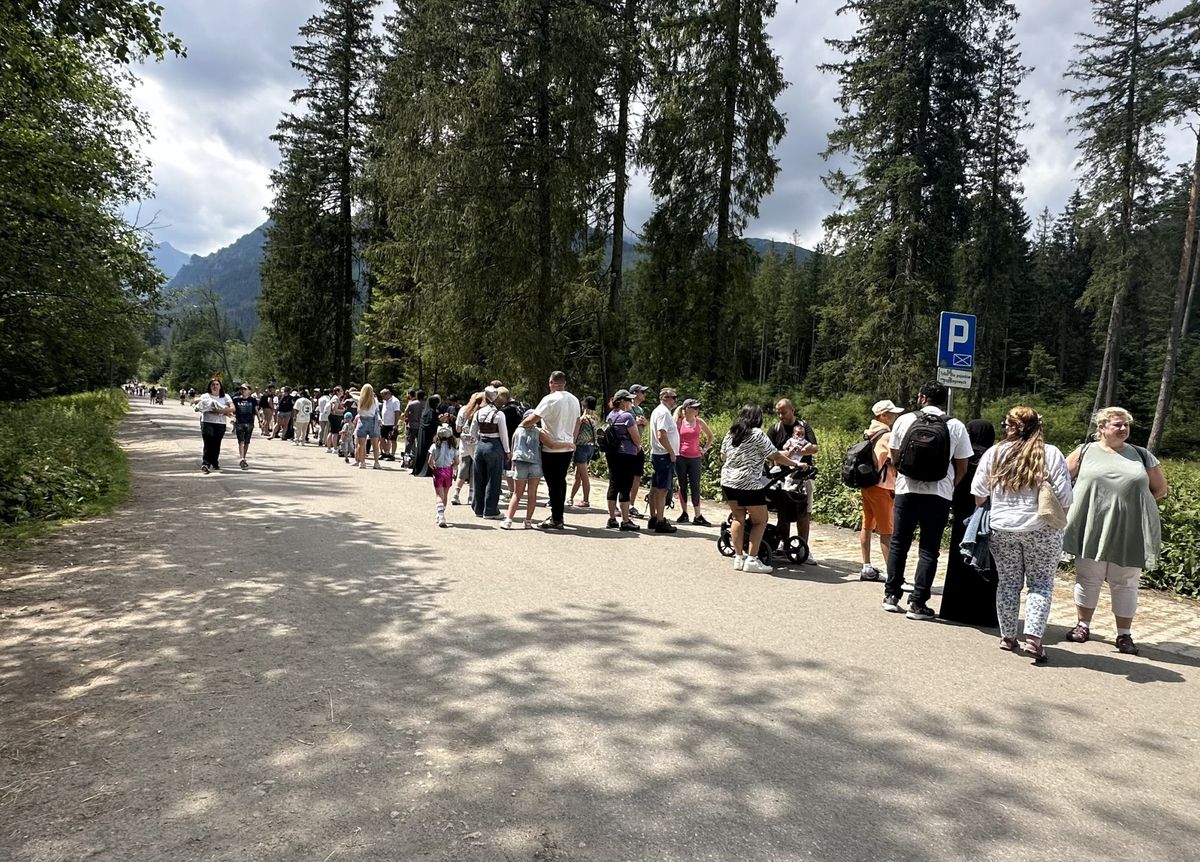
[678,419,701,458]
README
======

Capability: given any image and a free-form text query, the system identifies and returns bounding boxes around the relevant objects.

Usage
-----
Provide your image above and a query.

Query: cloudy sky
[131,0,1196,257]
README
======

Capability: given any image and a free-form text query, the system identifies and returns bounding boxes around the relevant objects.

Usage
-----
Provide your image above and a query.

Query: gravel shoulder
[2,401,1198,862]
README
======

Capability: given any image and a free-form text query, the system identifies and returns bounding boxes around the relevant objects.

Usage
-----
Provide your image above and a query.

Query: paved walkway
[1,401,1198,862]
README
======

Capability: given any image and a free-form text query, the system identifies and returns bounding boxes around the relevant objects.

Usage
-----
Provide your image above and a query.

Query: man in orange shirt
[859,399,904,581]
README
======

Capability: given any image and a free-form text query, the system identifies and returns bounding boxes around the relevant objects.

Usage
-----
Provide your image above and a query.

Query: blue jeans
[472,439,504,517]
[885,493,952,607]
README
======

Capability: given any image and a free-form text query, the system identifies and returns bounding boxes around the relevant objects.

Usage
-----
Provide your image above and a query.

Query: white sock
[1117,627,1131,636]
[1077,620,1090,630]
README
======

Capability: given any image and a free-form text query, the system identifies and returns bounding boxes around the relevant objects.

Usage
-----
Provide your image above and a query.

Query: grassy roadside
[0,389,130,548]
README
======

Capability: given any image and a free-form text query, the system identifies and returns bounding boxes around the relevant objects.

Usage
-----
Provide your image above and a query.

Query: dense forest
[3,1,1199,454]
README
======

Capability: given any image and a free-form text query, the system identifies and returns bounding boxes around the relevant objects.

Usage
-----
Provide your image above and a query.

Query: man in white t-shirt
[883,381,973,620]
[378,388,403,461]
[521,370,581,530]
[647,387,680,534]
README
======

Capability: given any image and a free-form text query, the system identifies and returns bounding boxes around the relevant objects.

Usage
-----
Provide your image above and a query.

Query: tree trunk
[337,0,355,386]
[1148,131,1200,452]
[608,0,635,313]
[533,0,553,386]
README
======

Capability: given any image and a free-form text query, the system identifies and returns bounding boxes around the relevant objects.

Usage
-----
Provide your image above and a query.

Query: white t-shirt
[971,442,1073,532]
[649,403,681,456]
[380,397,402,425]
[318,395,332,421]
[889,406,974,500]
[199,394,232,425]
[531,390,581,452]
[295,397,313,420]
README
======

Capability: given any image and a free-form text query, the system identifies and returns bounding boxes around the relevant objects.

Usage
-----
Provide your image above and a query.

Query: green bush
[1146,459,1200,597]
[0,389,129,542]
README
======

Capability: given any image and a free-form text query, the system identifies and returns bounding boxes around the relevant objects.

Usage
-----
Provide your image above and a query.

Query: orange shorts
[861,485,894,535]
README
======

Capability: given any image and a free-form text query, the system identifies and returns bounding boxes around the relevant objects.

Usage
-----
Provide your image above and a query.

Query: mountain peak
[152,241,194,279]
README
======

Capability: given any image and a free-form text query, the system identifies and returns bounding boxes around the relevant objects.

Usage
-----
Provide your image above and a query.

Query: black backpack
[842,430,887,489]
[896,412,952,482]
[596,421,620,455]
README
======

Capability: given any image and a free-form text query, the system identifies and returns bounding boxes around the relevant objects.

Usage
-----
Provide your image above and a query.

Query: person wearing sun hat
[674,397,715,525]
[626,384,650,516]
[604,389,643,531]
[857,399,905,581]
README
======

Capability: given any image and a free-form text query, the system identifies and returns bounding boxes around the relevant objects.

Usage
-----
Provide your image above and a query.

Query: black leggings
[606,452,640,502]
[201,422,226,468]
[675,456,702,507]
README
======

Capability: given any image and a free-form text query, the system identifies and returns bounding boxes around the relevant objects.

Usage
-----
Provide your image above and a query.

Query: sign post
[937,311,976,416]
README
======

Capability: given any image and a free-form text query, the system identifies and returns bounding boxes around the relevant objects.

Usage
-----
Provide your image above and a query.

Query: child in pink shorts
[427,424,460,527]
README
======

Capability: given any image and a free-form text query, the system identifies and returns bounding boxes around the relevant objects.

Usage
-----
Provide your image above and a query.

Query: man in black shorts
[379,388,402,461]
[231,383,258,469]
[258,386,275,436]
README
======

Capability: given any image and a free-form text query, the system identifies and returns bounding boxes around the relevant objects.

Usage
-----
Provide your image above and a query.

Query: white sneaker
[804,555,820,566]
[733,556,746,571]
[743,557,774,574]
[523,519,535,530]
[500,518,513,530]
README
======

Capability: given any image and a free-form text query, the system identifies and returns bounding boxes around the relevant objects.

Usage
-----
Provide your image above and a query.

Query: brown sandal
[1000,637,1018,651]
[1065,623,1090,643]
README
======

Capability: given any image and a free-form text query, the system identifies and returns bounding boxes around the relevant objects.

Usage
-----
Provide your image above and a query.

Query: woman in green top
[1064,407,1169,655]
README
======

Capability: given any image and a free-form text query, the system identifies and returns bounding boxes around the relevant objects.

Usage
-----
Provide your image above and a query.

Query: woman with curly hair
[971,406,1073,663]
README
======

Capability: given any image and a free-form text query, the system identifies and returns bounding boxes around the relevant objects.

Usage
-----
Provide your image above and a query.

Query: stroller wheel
[716,529,735,557]
[785,536,809,565]
[756,542,773,566]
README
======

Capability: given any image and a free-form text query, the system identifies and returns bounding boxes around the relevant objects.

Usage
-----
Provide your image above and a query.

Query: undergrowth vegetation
[0,389,129,544]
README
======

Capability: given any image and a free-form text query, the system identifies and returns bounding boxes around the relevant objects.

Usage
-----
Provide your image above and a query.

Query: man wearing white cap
[857,399,905,581]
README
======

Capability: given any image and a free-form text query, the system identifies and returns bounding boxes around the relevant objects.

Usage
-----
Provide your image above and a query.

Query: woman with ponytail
[971,407,1073,663]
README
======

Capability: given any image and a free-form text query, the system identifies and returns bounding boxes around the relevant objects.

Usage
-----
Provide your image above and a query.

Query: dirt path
[2,401,1198,862]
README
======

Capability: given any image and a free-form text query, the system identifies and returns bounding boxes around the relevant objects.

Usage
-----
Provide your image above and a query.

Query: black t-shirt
[232,395,257,424]
[501,403,522,444]
[278,394,294,413]
[768,419,818,466]
[259,393,272,410]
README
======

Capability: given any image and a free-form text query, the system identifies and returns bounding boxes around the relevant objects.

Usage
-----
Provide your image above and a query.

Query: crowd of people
[168,374,1170,663]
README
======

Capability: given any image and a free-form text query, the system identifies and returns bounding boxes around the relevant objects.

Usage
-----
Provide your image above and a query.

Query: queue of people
[176,373,1169,662]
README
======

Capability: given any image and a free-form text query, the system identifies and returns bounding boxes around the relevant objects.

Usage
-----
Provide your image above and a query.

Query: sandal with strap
[1022,642,1049,664]
[1065,623,1090,643]
[999,637,1018,652]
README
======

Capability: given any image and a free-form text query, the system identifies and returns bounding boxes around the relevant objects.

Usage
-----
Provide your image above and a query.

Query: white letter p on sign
[948,320,969,351]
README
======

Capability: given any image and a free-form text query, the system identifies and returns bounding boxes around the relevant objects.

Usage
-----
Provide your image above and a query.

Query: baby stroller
[716,463,816,566]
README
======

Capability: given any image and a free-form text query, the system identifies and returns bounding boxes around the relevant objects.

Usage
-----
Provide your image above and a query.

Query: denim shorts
[356,416,379,438]
[650,453,675,490]
[514,461,543,481]
[574,444,595,464]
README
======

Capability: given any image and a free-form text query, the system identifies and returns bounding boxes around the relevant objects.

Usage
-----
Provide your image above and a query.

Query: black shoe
[201,464,210,474]
[619,521,640,531]
[677,512,690,523]
[1115,634,1139,655]
[647,517,659,530]
[692,514,711,527]
[882,595,902,613]
[654,520,677,534]
[906,603,936,621]
[606,517,619,529]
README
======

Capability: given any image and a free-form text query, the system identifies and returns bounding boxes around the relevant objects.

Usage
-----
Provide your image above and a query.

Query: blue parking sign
[938,312,976,370]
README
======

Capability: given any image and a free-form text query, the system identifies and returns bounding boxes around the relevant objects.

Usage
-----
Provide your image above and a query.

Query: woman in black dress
[939,418,999,627]
[411,394,442,477]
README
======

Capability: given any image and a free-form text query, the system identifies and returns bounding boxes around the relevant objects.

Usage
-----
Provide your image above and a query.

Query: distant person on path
[1063,407,1169,655]
[504,409,551,530]
[882,381,973,621]
[604,390,642,531]
[379,388,402,461]
[938,418,1000,627]
[856,399,904,581]
[230,383,258,470]
[626,384,650,517]
[354,384,382,470]
[497,387,522,503]
[293,389,313,446]
[196,378,233,474]
[317,388,333,449]
[452,392,483,507]
[403,389,424,466]
[412,394,442,478]
[427,424,460,527]
[971,407,1073,663]
[258,386,275,436]
[674,398,714,525]
[569,396,599,509]
[720,404,798,573]
[521,370,581,530]
[325,386,344,452]
[470,386,510,519]
[768,399,820,565]
[647,387,680,534]
[274,388,294,439]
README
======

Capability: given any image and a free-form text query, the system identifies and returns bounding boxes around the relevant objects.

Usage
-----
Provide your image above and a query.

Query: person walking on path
[768,399,820,565]
[521,370,581,530]
[939,419,1000,627]
[626,384,650,517]
[293,390,313,446]
[196,378,233,474]
[230,383,258,470]
[569,396,599,509]
[504,410,552,530]
[427,424,460,528]
[411,394,442,478]
[258,385,275,437]
[882,381,973,621]
[452,392,483,507]
[354,384,382,470]
[673,398,714,526]
[604,390,643,531]
[324,386,344,452]
[720,404,798,573]
[971,407,1073,663]
[857,399,904,581]
[403,389,424,467]
[379,388,402,462]
[647,387,680,534]
[470,386,510,519]
[1063,407,1169,655]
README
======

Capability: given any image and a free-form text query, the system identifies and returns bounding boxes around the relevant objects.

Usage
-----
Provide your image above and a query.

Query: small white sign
[937,367,973,389]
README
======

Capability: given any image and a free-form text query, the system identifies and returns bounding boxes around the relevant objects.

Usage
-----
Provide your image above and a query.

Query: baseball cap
[872,399,905,416]
[613,388,633,402]
[681,398,701,409]
[436,424,453,439]
[629,384,648,394]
